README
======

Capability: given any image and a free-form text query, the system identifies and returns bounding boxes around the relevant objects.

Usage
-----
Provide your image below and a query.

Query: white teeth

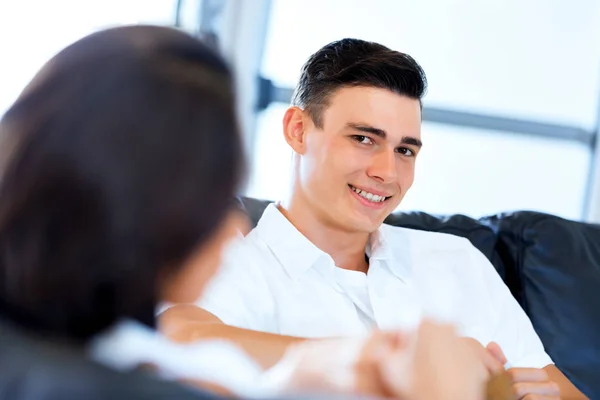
[350,186,387,203]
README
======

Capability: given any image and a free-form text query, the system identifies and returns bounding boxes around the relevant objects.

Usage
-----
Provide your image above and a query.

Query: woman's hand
[379,320,490,400]
[261,320,491,400]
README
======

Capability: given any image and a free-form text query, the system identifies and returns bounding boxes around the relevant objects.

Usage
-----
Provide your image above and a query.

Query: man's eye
[396,147,415,157]
[352,135,373,145]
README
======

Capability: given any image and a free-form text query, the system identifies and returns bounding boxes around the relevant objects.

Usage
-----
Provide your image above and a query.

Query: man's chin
[326,199,392,232]
[346,213,387,234]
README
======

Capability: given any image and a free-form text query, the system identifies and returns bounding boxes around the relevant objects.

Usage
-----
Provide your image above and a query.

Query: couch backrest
[490,212,600,397]
[239,197,600,398]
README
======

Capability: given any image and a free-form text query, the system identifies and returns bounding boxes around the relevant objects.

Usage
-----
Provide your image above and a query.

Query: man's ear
[283,106,311,154]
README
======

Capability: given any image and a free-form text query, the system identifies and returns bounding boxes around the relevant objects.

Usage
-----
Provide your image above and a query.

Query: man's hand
[507,368,560,400]
[485,341,560,400]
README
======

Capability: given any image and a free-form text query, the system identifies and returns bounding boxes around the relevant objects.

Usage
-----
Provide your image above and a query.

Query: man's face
[296,86,422,233]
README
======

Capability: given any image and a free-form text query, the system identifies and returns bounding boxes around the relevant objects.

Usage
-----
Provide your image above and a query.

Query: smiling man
[161,38,585,399]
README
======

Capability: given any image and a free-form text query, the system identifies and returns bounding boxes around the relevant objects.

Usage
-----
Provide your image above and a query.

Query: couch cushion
[494,212,600,398]
[239,197,271,228]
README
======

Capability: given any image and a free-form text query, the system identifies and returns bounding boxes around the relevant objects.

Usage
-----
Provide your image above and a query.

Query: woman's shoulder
[88,320,264,396]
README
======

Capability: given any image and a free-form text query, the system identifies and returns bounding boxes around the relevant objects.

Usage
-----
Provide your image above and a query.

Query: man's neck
[277,200,370,273]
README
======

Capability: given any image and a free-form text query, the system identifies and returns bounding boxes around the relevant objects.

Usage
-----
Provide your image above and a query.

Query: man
[160,38,585,399]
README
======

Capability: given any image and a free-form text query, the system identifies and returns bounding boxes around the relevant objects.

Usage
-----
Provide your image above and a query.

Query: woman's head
[0,25,244,341]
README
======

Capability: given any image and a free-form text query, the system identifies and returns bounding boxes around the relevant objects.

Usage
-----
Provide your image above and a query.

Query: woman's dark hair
[0,25,243,341]
[291,38,428,128]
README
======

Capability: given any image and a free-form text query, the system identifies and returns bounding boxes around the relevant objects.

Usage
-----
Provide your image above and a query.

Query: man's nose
[367,148,397,184]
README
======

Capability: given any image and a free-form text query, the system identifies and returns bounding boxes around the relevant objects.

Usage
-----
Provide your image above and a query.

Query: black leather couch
[240,197,600,399]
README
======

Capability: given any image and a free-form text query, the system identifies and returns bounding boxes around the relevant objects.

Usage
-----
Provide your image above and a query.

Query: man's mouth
[348,184,392,204]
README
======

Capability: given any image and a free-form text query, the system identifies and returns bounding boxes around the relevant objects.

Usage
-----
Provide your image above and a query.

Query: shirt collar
[254,203,412,281]
[254,203,333,280]
[369,224,412,281]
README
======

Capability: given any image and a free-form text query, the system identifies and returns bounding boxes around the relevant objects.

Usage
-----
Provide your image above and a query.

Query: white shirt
[199,204,553,369]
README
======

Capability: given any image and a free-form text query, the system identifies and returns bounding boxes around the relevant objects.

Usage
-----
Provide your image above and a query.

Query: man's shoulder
[380,223,475,251]
[220,228,274,270]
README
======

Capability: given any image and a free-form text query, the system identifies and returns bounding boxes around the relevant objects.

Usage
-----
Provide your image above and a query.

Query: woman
[0,25,492,399]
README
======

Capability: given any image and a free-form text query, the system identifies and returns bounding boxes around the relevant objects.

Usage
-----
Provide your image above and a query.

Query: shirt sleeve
[196,237,276,332]
[468,244,553,369]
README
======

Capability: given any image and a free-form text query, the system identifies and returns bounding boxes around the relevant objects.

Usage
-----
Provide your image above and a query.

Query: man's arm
[501,365,586,399]
[486,339,587,399]
[158,304,305,369]
[465,244,587,399]
[543,365,587,399]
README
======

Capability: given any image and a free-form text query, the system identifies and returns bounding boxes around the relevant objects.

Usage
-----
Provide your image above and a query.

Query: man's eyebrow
[401,136,423,148]
[346,123,422,147]
[346,123,387,138]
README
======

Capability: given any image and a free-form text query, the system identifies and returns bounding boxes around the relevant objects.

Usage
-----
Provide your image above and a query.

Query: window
[261,0,600,129]
[400,123,590,219]
[250,104,590,220]
[250,0,600,219]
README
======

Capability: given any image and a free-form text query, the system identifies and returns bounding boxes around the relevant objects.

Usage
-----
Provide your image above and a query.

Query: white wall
[0,0,190,116]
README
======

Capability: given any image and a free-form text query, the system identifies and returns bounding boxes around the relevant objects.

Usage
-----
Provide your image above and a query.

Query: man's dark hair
[0,25,243,341]
[291,38,428,128]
